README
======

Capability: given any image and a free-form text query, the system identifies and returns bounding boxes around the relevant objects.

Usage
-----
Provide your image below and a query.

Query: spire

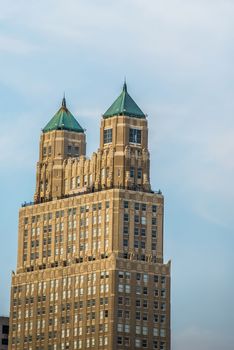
[123,78,127,92]
[62,93,66,109]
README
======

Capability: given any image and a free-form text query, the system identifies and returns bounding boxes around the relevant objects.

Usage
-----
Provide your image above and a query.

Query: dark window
[123,239,128,247]
[129,128,141,144]
[137,168,142,179]
[130,167,134,178]
[74,146,79,155]
[67,145,72,154]
[134,240,139,248]
[123,225,129,234]
[152,205,157,213]
[124,214,129,222]
[2,338,8,345]
[142,203,146,211]
[117,337,123,345]
[104,129,112,144]
[136,273,141,280]
[135,202,140,210]
[118,297,123,305]
[2,325,9,334]
[136,299,141,307]
[124,201,129,209]
[141,228,146,236]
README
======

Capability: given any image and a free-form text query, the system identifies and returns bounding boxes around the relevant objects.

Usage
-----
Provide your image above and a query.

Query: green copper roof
[43,97,84,133]
[103,82,145,119]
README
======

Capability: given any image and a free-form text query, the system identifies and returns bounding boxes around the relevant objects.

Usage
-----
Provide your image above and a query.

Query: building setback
[9,83,171,350]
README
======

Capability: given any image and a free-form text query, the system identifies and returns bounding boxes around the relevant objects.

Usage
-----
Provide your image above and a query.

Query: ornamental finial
[62,93,66,108]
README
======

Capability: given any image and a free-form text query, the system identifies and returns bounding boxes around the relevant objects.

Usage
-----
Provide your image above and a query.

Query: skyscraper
[9,83,171,350]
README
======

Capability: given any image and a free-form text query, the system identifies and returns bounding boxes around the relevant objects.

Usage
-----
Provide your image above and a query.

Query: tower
[9,84,171,350]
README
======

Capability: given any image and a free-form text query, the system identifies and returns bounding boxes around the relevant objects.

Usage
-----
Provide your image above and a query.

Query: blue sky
[0,1,234,349]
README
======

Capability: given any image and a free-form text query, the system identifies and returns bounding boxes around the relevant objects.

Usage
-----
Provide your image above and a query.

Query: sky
[0,0,234,349]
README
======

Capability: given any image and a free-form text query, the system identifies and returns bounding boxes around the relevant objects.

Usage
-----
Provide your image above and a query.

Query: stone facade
[9,87,171,350]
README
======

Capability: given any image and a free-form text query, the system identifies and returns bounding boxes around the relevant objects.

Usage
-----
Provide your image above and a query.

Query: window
[136,299,141,307]
[123,239,128,247]
[68,145,72,154]
[141,228,146,236]
[2,338,8,345]
[129,128,141,144]
[130,167,134,178]
[154,275,159,283]
[117,324,123,332]
[137,168,142,179]
[124,201,129,209]
[117,337,123,345]
[136,311,141,320]
[152,217,157,225]
[125,324,130,333]
[118,297,123,305]
[104,129,112,144]
[134,215,139,223]
[123,225,129,234]
[124,214,129,222]
[135,202,140,210]
[141,217,146,225]
[135,339,141,348]
[136,325,141,334]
